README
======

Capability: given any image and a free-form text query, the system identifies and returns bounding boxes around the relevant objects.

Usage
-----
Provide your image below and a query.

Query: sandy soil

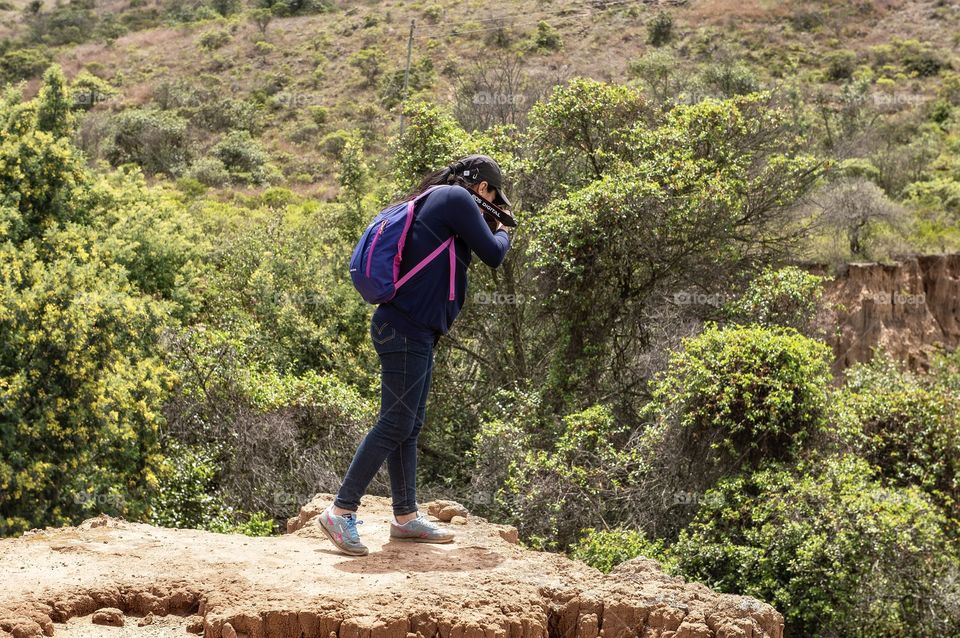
[0,494,783,638]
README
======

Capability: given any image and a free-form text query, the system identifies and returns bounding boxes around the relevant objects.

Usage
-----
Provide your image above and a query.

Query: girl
[318,154,513,555]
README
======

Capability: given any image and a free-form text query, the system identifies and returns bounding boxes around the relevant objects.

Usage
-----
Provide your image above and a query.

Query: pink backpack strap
[394,185,458,300]
[396,236,455,290]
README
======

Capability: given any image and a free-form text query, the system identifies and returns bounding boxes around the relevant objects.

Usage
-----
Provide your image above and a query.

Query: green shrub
[421,2,442,22]
[672,456,960,637]
[569,528,672,574]
[825,49,858,81]
[646,12,673,47]
[198,27,232,50]
[490,404,643,550]
[894,39,945,78]
[646,324,833,470]
[0,47,52,83]
[529,20,562,52]
[699,61,761,96]
[185,156,230,186]
[150,440,275,536]
[835,353,960,525]
[211,130,278,185]
[348,46,385,86]
[724,266,829,333]
[307,105,328,127]
[106,108,189,176]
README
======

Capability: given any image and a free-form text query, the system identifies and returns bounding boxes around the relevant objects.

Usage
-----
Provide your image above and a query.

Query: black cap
[450,154,512,208]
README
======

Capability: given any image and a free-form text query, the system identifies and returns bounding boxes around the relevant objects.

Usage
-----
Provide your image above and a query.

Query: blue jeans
[333,318,435,516]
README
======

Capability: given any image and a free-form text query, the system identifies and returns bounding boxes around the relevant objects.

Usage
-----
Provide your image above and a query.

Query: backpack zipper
[365,219,388,277]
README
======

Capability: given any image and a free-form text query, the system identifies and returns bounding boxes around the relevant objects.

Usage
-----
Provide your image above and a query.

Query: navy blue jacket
[373,185,511,343]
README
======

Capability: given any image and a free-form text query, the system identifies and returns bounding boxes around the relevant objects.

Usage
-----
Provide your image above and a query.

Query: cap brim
[494,189,511,208]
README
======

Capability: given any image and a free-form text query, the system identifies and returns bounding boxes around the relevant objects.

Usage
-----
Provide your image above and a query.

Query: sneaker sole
[389,533,455,544]
[317,515,369,556]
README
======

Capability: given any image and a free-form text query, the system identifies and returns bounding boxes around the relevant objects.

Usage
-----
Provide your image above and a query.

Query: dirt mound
[0,494,783,638]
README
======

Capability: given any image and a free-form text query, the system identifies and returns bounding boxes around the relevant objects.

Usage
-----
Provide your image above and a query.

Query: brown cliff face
[813,254,960,375]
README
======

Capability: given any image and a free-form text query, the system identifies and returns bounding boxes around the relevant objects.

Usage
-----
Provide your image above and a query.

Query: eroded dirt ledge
[0,494,783,638]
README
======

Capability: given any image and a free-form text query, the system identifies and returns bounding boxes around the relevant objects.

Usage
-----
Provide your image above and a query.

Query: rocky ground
[0,494,783,638]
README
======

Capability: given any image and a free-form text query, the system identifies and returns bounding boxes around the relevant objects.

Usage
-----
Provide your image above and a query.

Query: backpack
[349,185,456,304]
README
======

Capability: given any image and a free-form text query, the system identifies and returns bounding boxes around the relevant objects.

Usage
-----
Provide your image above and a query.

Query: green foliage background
[3,1,960,632]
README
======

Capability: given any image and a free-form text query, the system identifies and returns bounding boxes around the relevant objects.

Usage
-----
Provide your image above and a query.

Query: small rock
[437,504,469,522]
[91,608,124,627]
[498,526,519,544]
[450,516,467,525]
[222,622,238,638]
[186,616,204,634]
[138,613,154,627]
[426,500,457,517]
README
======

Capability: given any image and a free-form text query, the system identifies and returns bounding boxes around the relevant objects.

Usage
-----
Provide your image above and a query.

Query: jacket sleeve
[440,186,511,268]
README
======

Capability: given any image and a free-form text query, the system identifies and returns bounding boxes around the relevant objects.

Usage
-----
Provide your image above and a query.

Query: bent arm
[442,186,511,267]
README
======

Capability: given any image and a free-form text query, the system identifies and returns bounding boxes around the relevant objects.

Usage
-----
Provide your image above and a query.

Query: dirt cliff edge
[813,254,960,373]
[1,494,783,638]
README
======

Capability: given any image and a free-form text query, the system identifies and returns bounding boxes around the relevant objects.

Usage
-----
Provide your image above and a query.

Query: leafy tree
[528,21,562,52]
[36,65,72,138]
[0,68,192,535]
[524,87,823,409]
[70,70,116,111]
[336,129,368,235]
[348,46,385,87]
[646,12,673,47]
[250,8,272,36]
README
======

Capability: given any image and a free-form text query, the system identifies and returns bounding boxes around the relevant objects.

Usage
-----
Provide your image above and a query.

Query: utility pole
[399,19,416,136]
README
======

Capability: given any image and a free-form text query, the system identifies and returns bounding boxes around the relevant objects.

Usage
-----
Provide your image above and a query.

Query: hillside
[0,495,784,638]
[4,0,959,202]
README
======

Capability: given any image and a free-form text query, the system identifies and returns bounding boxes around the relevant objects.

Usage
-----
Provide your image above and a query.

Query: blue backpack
[349,185,456,304]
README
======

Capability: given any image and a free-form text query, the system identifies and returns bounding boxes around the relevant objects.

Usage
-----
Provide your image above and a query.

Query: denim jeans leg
[333,321,433,512]
[386,341,433,516]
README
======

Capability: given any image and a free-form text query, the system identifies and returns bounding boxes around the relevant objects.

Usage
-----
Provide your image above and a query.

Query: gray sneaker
[390,513,455,543]
[317,505,368,556]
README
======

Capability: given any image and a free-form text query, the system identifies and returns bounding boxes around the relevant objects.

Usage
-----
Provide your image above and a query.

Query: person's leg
[386,338,434,521]
[333,322,432,513]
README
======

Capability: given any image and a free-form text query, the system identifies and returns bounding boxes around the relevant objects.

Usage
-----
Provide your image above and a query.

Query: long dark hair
[406,161,478,199]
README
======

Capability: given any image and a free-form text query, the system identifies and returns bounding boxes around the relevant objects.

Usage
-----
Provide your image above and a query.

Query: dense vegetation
[3,1,960,636]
